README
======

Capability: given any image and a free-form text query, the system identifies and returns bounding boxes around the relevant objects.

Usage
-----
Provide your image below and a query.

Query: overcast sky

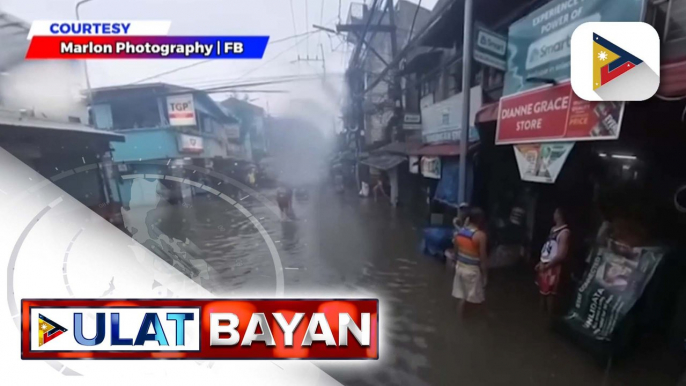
[0,0,438,118]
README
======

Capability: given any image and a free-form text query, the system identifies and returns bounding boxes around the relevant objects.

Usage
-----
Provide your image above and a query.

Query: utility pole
[458,0,474,204]
[386,0,402,142]
[320,43,326,81]
[75,0,95,107]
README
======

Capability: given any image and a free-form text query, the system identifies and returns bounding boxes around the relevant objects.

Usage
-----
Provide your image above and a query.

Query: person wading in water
[536,207,571,317]
[452,207,489,317]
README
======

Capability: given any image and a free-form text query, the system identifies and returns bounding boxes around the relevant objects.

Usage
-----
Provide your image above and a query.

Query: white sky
[0,0,438,116]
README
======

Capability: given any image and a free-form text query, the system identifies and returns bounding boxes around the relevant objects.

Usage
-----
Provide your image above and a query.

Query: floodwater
[127,177,682,386]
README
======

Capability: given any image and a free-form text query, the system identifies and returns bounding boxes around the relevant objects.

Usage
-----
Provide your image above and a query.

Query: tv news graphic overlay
[37,314,68,347]
[571,22,660,101]
[22,299,379,359]
[25,21,269,60]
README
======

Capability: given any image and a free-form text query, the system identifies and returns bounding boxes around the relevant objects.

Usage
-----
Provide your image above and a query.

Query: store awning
[659,60,686,98]
[373,141,423,155]
[0,111,125,141]
[475,102,499,124]
[409,142,479,157]
[360,154,407,171]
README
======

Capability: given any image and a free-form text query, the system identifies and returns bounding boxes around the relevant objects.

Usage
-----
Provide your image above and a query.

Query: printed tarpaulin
[434,159,473,207]
[564,242,665,341]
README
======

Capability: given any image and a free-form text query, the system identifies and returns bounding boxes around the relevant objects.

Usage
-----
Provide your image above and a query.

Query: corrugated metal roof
[0,110,124,141]
[373,141,423,155]
[409,142,479,156]
[0,12,30,72]
[360,154,407,170]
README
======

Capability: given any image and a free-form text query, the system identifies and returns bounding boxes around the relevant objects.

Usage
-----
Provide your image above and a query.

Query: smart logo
[571,22,660,101]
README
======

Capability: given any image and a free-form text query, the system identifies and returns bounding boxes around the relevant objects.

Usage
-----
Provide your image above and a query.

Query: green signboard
[474,24,507,71]
[503,0,645,96]
[565,242,664,341]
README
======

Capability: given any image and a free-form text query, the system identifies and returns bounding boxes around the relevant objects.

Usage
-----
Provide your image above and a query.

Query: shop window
[109,97,161,130]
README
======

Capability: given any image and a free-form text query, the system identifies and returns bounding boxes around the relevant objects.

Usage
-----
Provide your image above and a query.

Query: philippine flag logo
[37,314,67,347]
[571,22,660,101]
[592,33,643,91]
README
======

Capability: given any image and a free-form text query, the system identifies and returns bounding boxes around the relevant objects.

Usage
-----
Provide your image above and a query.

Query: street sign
[474,24,507,71]
[167,94,197,126]
[403,113,421,130]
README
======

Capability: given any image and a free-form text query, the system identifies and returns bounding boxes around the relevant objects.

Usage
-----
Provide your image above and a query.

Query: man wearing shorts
[452,208,489,317]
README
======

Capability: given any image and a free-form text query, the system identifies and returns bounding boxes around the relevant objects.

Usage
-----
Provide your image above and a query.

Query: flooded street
[132,176,679,386]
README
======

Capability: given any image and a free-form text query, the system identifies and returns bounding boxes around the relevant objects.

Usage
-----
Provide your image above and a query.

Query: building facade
[89,83,243,207]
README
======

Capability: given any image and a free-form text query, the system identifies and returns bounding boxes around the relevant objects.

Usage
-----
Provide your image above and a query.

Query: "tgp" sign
[167,94,197,126]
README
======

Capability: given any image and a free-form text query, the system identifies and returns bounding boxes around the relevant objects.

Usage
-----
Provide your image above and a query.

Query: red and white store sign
[496,81,624,145]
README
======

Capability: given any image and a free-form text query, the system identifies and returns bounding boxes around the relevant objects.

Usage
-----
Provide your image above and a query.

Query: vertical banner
[565,243,665,341]
[167,94,197,126]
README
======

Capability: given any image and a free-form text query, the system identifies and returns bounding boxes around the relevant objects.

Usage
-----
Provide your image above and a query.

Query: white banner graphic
[28,20,171,38]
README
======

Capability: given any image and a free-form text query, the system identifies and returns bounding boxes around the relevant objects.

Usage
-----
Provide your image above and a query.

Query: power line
[94,73,346,103]
[231,30,322,83]
[127,30,318,85]
[408,0,423,43]
[162,73,336,92]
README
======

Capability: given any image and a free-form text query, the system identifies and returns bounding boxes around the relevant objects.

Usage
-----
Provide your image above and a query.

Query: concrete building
[89,83,243,207]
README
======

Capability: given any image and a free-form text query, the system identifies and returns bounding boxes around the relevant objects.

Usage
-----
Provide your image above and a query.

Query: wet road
[134,181,680,386]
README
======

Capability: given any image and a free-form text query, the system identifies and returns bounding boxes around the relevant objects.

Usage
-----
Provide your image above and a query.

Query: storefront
[479,0,686,370]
